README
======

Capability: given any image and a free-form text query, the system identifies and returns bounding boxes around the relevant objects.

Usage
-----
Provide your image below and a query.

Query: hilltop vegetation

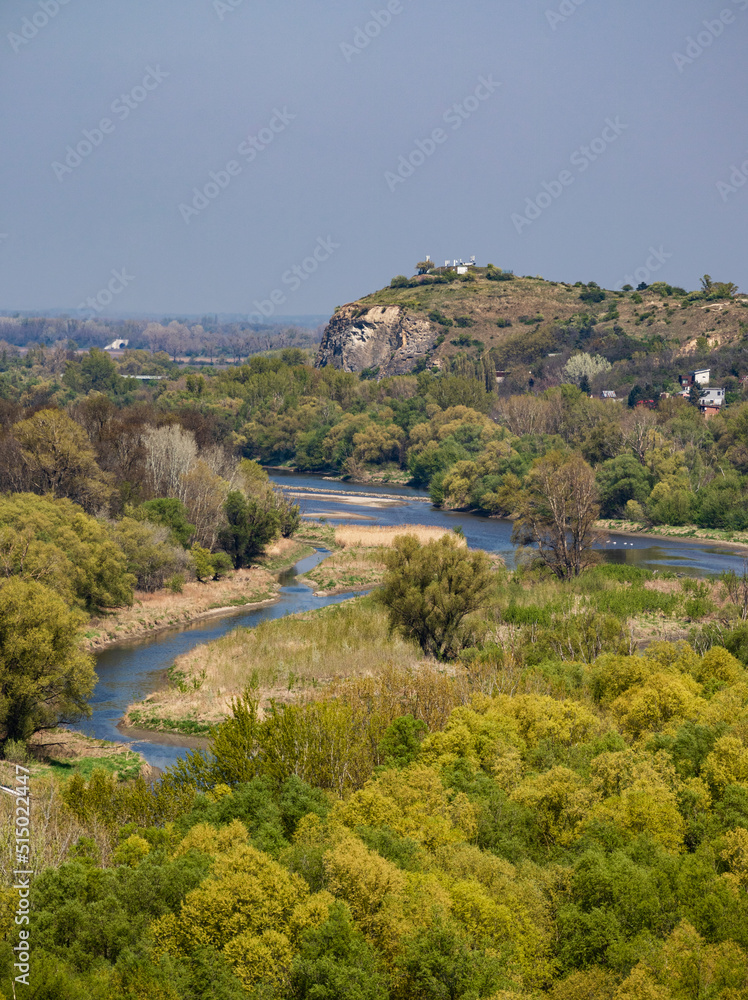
[327,266,748,396]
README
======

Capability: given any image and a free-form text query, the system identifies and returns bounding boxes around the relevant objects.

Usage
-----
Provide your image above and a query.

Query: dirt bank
[81,567,279,652]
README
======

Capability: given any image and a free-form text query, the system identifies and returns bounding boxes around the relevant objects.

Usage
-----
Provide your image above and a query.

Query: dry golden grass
[124,597,426,729]
[298,546,385,595]
[0,778,92,883]
[334,524,463,548]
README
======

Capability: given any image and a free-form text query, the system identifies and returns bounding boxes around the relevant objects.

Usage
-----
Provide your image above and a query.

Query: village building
[698,387,725,418]
[679,368,710,389]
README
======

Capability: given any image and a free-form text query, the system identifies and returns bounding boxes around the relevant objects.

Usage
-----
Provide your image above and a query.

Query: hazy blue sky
[1,0,746,321]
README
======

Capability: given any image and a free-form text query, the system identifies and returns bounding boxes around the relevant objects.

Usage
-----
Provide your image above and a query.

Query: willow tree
[376,533,493,661]
[0,578,96,744]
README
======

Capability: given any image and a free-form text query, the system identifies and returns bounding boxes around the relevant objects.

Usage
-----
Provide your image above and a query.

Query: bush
[579,285,606,303]
[376,534,493,660]
[111,518,190,592]
[684,596,716,620]
[211,552,233,579]
[428,309,452,327]
[2,738,29,764]
[495,318,512,327]
[523,611,629,665]
[390,275,409,288]
[168,573,185,594]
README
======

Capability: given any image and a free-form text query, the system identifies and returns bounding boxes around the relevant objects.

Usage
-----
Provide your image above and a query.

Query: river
[270,471,748,577]
[82,473,746,769]
[81,549,362,770]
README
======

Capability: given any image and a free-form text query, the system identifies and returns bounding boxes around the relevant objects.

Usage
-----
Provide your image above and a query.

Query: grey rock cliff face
[315,304,439,375]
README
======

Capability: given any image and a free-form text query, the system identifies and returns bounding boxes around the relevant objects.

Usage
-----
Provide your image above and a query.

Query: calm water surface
[84,474,746,768]
[82,549,363,769]
[271,471,747,577]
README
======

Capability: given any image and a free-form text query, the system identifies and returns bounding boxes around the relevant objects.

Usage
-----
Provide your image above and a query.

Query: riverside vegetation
[3,278,748,996]
[4,544,748,997]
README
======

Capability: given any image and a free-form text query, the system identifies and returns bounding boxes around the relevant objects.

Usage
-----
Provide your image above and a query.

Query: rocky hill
[314,303,438,375]
[315,267,748,381]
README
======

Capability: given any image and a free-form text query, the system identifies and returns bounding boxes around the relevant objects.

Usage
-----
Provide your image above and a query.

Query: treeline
[0,314,321,359]
[4,345,748,535]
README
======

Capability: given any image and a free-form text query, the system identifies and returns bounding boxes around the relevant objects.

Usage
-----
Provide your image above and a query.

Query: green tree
[218,491,280,568]
[0,493,134,609]
[139,497,195,547]
[377,714,428,767]
[0,579,96,743]
[596,455,652,517]
[275,493,301,537]
[111,517,188,591]
[12,408,112,512]
[77,348,120,392]
[396,917,507,999]
[376,534,493,660]
[287,902,389,1000]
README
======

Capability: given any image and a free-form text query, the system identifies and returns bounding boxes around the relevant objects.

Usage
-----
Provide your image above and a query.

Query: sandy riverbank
[80,536,313,652]
[284,490,408,507]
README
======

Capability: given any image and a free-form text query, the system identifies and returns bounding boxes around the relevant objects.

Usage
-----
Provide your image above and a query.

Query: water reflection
[271,471,745,577]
